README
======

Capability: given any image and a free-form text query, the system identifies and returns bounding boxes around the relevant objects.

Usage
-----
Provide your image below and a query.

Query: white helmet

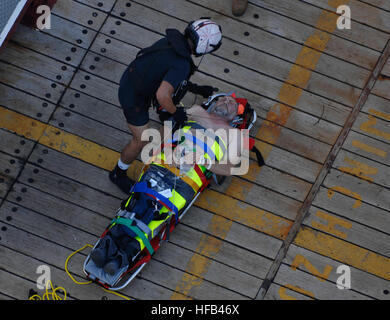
[185,18,222,57]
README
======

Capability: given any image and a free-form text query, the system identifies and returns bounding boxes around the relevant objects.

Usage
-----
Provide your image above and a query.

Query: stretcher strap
[146,161,200,192]
[194,164,208,186]
[184,121,227,157]
[183,132,216,161]
[133,182,179,215]
[114,217,155,256]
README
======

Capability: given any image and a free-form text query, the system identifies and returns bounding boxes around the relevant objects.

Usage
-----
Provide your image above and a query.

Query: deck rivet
[62,66,67,71]
[14,149,20,154]
[120,12,126,17]
[56,75,62,80]
[82,29,88,34]
[59,122,64,128]
[12,207,18,212]
[105,39,111,44]
[33,169,39,174]
[77,39,83,44]
[37,159,43,164]
[74,93,80,98]
[71,47,77,53]
[233,50,239,55]
[16,196,22,202]
[224,68,229,73]
[80,84,86,89]
[69,104,75,109]
[5,169,10,174]
[126,2,131,7]
[1,226,7,232]
[116,20,121,26]
[42,102,48,108]
[36,113,42,118]
[384,290,389,295]
[92,12,98,17]
[98,2,103,7]
[85,75,90,80]
[10,159,15,164]
[110,30,116,35]
[65,112,71,117]
[94,56,100,62]
[65,56,71,62]
[45,93,51,98]
[89,65,96,70]
[244,31,249,36]
[254,13,259,19]
[21,187,27,193]
[88,20,93,25]
[42,149,49,154]
[6,216,12,222]
[28,178,34,183]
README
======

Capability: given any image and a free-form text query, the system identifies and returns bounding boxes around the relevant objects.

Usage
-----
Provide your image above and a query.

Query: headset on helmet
[185,18,222,57]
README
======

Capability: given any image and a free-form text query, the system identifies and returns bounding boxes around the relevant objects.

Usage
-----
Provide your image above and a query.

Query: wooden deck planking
[0,62,64,105]
[358,0,390,12]
[275,88,390,298]
[0,0,389,300]
[113,1,363,108]
[1,124,282,298]
[254,0,390,48]
[301,0,390,35]
[280,244,389,300]
[361,93,390,120]
[52,0,108,32]
[273,264,372,299]
[264,283,314,300]
[161,0,380,70]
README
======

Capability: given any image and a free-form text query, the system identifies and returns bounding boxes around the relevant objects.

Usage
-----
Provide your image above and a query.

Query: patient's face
[212,96,238,120]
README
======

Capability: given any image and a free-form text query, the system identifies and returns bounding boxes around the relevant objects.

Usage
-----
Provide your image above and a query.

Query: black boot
[109,164,134,194]
[90,235,118,268]
[104,250,129,275]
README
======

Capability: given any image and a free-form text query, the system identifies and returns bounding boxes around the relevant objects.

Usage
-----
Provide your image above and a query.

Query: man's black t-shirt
[123,28,193,98]
[118,29,195,126]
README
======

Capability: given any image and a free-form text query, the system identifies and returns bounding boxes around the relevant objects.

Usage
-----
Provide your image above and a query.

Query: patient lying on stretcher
[154,94,246,176]
[89,95,248,275]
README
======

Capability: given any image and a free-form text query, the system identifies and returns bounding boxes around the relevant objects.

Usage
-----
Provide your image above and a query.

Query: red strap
[248,138,255,150]
[194,164,207,185]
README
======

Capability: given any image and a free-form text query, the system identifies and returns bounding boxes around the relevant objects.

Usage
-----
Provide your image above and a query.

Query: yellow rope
[64,243,132,300]
[29,280,67,300]
[64,244,93,285]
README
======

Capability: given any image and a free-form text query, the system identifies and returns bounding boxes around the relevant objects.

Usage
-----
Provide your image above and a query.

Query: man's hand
[172,107,188,125]
[188,82,218,98]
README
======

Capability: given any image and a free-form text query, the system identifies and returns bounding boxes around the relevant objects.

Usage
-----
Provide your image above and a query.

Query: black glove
[188,82,218,98]
[172,107,188,125]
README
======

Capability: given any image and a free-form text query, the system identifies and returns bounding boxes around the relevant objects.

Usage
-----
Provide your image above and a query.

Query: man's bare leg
[121,123,150,164]
[109,122,149,194]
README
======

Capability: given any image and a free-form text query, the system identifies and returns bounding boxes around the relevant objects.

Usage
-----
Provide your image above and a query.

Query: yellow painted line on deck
[1,104,389,292]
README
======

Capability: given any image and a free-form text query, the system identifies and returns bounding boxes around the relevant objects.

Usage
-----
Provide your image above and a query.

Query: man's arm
[156,80,176,114]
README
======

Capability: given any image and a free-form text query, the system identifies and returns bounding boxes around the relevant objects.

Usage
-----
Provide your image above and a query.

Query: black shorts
[118,65,152,126]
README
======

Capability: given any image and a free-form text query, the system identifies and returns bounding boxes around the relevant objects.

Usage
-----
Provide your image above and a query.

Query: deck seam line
[256,37,390,300]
